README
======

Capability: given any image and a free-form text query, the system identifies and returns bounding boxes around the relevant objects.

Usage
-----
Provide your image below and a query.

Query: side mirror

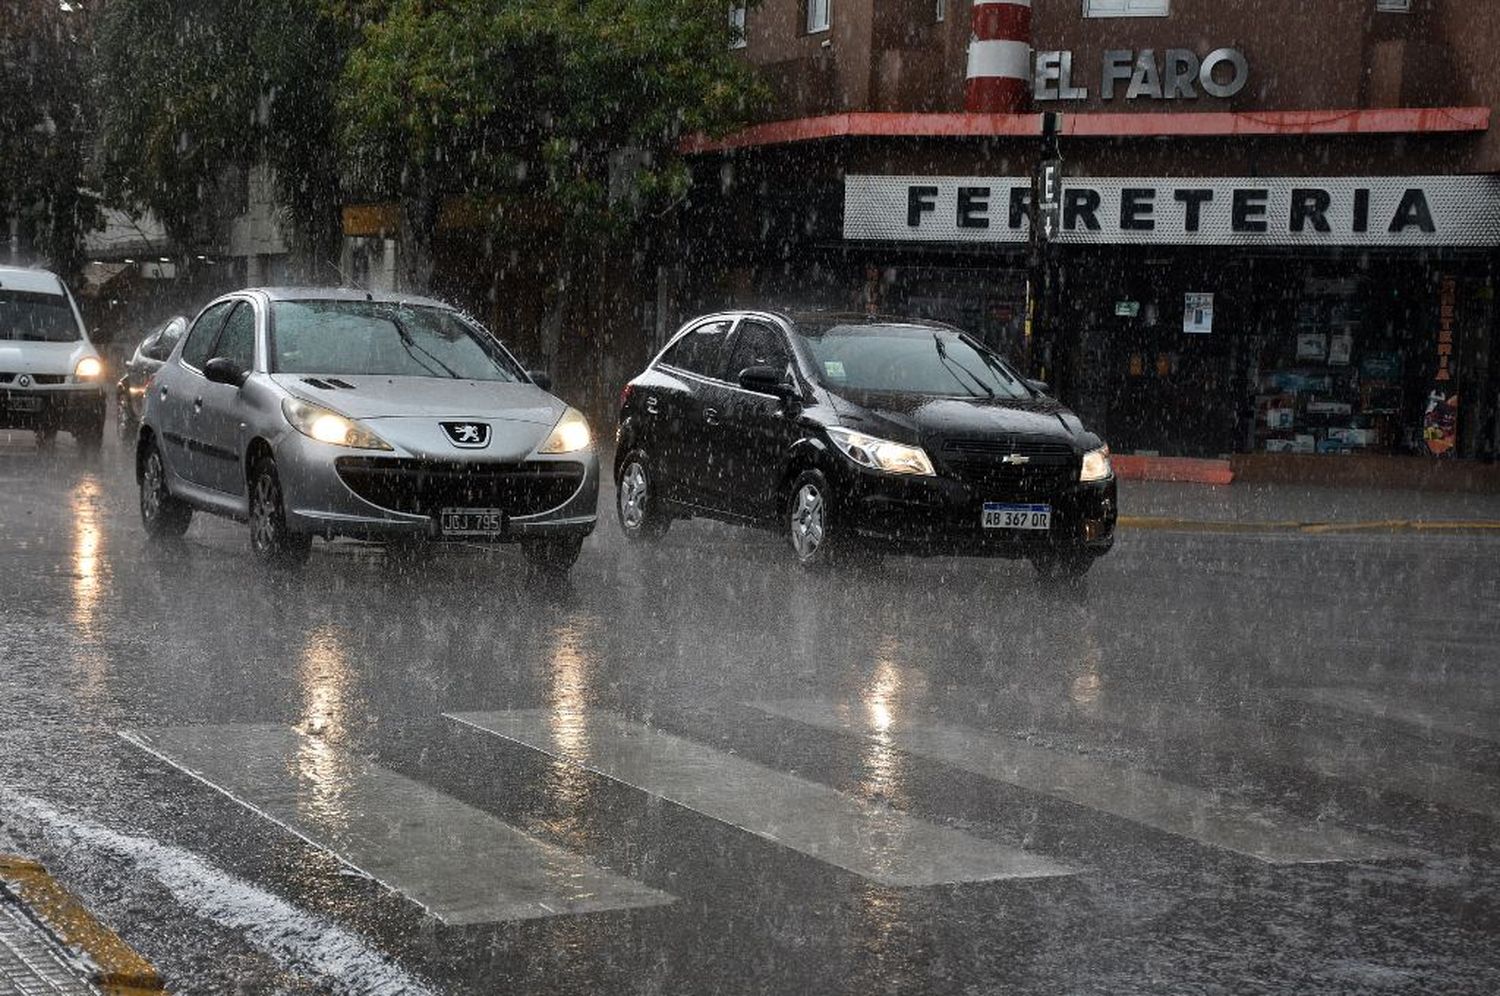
[528,369,553,391]
[203,356,248,387]
[1025,378,1051,396]
[91,327,115,346]
[738,365,795,399]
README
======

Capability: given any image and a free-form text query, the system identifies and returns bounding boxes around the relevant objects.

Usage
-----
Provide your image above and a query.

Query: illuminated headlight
[74,357,103,380]
[1080,445,1113,482]
[282,397,392,450]
[826,426,934,476]
[537,407,592,454]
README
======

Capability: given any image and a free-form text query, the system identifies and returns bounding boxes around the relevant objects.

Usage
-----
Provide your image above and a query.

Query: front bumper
[830,461,1117,559]
[274,430,600,541]
[0,383,106,431]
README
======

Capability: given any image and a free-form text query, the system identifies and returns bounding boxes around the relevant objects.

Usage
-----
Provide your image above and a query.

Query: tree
[94,1,349,279]
[0,0,99,280]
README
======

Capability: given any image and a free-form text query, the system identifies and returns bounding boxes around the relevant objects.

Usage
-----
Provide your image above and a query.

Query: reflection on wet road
[2,439,1500,994]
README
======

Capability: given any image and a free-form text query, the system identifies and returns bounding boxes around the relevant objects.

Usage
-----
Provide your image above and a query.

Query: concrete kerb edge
[0,853,166,995]
[1118,515,1500,535]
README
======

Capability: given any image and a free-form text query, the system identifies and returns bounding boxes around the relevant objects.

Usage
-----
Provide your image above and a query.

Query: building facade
[679,0,1500,464]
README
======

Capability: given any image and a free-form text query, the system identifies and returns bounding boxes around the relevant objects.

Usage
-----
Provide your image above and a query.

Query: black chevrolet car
[614,311,1116,578]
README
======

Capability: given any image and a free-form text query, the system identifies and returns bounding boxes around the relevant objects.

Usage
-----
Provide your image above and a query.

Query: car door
[156,300,233,486]
[651,318,732,505]
[711,318,801,520]
[193,300,258,496]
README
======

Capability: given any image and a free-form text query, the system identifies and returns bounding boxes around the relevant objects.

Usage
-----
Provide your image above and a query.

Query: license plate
[439,507,507,537]
[982,502,1051,530]
[3,395,41,412]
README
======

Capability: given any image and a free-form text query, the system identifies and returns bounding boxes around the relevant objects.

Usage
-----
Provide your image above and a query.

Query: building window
[806,0,831,34]
[1375,0,1411,11]
[728,2,747,48]
[935,0,947,22]
[1083,0,1170,17]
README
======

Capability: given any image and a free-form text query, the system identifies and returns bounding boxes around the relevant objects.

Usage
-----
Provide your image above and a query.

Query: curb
[0,854,166,995]
[1118,515,1500,535]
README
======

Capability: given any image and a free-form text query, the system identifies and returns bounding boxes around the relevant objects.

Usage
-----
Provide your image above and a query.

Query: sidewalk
[1118,479,1500,534]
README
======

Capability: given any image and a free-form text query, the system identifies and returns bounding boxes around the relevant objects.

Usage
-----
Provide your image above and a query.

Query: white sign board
[1183,293,1214,334]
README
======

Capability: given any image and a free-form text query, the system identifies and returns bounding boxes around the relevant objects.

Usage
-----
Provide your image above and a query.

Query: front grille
[0,373,65,385]
[335,458,586,517]
[939,437,1078,499]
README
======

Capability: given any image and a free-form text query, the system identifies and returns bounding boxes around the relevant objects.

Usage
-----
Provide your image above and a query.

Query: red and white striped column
[964,0,1032,113]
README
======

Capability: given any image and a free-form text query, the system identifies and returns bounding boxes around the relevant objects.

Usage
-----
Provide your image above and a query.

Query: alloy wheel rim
[251,475,277,551]
[142,453,163,520]
[790,483,825,559]
[620,462,648,529]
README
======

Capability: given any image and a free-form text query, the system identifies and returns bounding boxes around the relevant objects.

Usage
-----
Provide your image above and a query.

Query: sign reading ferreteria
[842,175,1500,247]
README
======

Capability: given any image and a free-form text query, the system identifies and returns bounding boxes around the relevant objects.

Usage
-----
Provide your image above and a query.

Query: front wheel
[521,535,584,576]
[786,470,840,568]
[73,416,104,455]
[249,457,311,569]
[616,452,670,541]
[139,440,192,538]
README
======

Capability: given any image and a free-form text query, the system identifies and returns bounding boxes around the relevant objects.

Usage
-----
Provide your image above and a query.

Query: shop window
[728,3,747,49]
[1375,0,1411,11]
[1083,0,1170,17]
[805,0,831,35]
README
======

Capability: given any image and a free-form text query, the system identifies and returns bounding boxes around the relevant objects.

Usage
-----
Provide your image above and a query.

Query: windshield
[269,300,524,381]
[795,323,1032,399]
[0,289,80,343]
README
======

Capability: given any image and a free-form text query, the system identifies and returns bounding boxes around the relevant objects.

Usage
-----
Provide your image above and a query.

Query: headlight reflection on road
[69,474,103,635]
[859,640,912,810]
[542,615,605,847]
[296,624,356,826]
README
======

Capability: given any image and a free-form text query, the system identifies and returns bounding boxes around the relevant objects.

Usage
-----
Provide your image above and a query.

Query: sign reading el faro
[842,175,1500,247]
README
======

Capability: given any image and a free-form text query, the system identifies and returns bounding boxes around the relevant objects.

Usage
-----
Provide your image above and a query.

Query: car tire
[116,397,137,444]
[786,469,839,568]
[249,456,312,569]
[34,427,57,450]
[521,535,584,576]
[139,439,192,538]
[73,417,104,454]
[616,451,670,542]
[1032,549,1094,585]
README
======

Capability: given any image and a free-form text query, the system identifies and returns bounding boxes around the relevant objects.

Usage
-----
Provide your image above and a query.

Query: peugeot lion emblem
[1001,452,1031,466]
[441,421,491,449]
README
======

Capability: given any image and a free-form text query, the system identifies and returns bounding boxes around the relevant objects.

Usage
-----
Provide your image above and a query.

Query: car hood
[0,340,99,376]
[826,388,1098,450]
[270,374,565,425]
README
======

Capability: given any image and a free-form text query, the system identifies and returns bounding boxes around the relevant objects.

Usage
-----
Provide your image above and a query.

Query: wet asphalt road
[1,431,1499,995]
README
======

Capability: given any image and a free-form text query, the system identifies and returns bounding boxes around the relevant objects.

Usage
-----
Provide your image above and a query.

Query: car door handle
[158,385,169,399]
[192,397,204,413]
[703,407,720,425]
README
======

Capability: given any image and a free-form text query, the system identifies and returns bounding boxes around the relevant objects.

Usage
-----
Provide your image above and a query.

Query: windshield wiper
[382,310,460,379]
[933,335,994,398]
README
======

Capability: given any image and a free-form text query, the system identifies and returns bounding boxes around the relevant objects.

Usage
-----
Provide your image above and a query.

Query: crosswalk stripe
[1088,697,1500,820]
[446,710,1075,886]
[121,725,674,924]
[749,700,1412,865]
[1277,686,1500,744]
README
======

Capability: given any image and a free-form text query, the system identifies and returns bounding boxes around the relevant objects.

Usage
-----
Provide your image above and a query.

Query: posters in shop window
[1424,275,1459,456]
[1183,293,1213,334]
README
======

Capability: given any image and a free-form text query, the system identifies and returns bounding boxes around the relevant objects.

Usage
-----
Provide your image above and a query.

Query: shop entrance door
[1106,319,1237,457]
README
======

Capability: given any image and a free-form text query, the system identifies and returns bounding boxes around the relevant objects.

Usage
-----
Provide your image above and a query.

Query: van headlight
[74,357,104,380]
[1080,445,1112,482]
[282,397,392,450]
[537,407,592,454]
[826,426,935,476]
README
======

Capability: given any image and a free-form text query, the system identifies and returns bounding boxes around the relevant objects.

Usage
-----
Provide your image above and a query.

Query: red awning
[683,107,1490,154]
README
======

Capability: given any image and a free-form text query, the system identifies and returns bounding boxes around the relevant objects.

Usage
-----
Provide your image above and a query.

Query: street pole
[1029,112,1063,392]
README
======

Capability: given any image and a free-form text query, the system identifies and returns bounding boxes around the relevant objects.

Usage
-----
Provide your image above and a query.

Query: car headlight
[826,426,934,476]
[1080,445,1112,482]
[537,407,592,454]
[74,357,103,380]
[282,397,392,450]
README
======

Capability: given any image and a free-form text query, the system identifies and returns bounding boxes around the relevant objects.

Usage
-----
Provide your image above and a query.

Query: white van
[0,266,107,449]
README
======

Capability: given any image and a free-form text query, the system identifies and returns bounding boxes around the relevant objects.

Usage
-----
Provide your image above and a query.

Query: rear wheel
[249,457,311,568]
[787,470,839,568]
[521,535,584,576]
[139,440,192,538]
[616,452,670,541]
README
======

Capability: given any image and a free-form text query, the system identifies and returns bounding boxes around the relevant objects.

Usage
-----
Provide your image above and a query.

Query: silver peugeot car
[135,287,597,572]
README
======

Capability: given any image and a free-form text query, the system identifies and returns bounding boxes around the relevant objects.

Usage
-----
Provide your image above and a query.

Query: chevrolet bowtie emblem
[1001,453,1031,466]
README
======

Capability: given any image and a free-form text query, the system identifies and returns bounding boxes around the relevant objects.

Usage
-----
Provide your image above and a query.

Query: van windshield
[0,289,80,342]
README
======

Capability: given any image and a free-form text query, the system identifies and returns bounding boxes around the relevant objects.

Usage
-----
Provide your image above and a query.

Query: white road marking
[750,700,1412,865]
[0,785,439,996]
[447,709,1075,886]
[1093,696,1500,819]
[121,725,674,924]
[1277,686,1500,744]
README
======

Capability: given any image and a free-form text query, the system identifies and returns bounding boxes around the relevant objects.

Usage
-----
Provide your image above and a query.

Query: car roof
[248,286,454,310]
[0,266,66,295]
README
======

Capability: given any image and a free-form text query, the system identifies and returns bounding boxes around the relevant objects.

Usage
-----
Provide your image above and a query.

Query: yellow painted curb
[0,855,166,995]
[1118,516,1500,535]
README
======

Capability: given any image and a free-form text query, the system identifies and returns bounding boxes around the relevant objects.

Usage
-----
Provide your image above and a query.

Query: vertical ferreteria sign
[1424,275,1460,456]
[966,1,1032,113]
